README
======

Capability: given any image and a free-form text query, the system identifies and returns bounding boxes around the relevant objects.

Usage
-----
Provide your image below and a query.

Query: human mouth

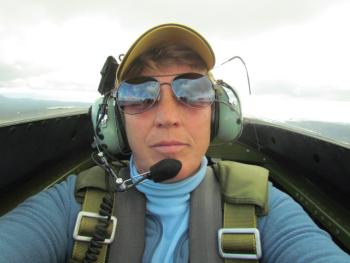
[151,141,188,154]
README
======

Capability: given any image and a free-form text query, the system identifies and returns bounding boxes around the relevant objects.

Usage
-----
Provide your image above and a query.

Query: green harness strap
[69,166,118,263]
[70,160,269,263]
[213,160,269,263]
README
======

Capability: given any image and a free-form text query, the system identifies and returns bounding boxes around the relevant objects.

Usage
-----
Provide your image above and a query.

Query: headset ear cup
[212,85,243,143]
[91,96,129,156]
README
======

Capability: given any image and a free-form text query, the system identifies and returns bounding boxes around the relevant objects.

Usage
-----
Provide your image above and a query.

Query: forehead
[141,64,206,77]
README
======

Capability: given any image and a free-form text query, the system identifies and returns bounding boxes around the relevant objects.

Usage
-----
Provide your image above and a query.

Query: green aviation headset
[90,56,243,157]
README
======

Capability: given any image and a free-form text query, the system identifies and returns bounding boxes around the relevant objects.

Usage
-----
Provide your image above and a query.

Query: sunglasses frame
[115,72,217,115]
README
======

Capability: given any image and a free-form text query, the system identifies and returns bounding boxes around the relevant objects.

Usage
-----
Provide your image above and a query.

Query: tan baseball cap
[116,23,215,83]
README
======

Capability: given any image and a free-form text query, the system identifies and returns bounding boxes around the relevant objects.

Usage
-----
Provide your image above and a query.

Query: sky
[0,0,350,123]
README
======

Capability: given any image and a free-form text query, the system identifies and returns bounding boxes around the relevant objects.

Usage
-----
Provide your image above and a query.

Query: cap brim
[116,23,215,82]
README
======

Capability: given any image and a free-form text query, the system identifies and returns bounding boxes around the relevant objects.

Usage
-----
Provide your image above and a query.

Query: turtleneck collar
[129,156,208,199]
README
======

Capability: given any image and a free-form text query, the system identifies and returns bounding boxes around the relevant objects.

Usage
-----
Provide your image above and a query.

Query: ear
[91,96,130,155]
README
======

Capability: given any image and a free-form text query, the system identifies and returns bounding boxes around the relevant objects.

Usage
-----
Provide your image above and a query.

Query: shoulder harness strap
[70,160,268,263]
[190,166,223,263]
[107,167,146,262]
[70,165,119,263]
[213,160,269,263]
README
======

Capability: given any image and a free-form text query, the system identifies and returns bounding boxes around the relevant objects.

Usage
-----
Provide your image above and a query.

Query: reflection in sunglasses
[116,73,215,114]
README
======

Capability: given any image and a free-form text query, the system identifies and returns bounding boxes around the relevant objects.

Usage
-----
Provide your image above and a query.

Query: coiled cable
[82,172,115,263]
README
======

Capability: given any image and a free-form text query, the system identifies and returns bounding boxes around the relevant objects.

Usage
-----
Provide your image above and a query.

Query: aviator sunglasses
[115,73,215,115]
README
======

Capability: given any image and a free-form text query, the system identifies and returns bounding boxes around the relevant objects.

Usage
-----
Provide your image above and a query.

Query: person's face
[124,64,212,181]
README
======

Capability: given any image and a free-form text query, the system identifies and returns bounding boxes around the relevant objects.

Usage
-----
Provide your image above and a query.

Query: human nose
[153,85,181,127]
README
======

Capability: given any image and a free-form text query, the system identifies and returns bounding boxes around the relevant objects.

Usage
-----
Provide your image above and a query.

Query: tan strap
[71,188,116,263]
[221,203,260,263]
[213,160,268,262]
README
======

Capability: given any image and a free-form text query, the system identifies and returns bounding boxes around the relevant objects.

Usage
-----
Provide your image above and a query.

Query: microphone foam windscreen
[150,159,182,182]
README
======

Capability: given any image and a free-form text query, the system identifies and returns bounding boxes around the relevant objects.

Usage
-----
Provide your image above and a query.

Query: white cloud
[0,0,349,126]
[211,1,350,101]
[244,95,350,124]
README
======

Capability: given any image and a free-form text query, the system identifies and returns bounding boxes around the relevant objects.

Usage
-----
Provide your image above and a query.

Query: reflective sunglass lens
[173,73,214,107]
[117,77,159,114]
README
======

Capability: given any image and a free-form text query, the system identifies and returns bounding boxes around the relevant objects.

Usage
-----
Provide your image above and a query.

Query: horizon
[1,94,350,147]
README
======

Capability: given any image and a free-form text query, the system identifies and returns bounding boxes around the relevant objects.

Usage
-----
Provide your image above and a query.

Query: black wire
[83,63,131,262]
[82,168,115,263]
[118,54,124,62]
[83,200,113,263]
[91,152,102,166]
[219,55,252,95]
[219,56,262,152]
[92,93,128,164]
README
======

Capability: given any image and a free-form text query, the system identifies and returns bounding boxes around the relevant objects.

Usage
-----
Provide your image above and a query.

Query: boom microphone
[149,158,182,182]
[117,158,182,191]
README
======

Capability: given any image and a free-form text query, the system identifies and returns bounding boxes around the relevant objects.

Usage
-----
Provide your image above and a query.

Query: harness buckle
[217,228,262,260]
[73,211,117,244]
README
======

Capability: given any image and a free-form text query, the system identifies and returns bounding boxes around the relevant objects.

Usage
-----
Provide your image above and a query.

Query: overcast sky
[1,0,350,123]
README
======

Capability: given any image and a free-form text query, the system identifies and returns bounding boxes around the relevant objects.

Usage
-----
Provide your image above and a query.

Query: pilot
[0,23,349,263]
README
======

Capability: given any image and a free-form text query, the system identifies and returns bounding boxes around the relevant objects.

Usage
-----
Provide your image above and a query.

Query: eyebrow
[139,72,206,78]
